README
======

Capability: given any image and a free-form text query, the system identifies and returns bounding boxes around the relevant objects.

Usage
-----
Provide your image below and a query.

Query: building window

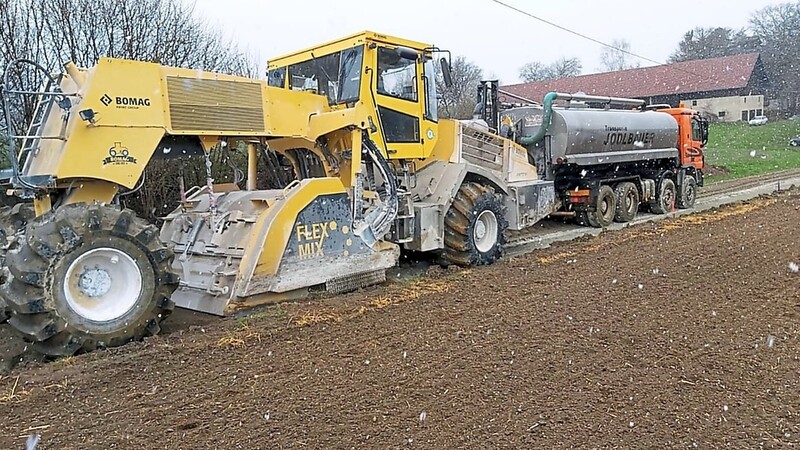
[756,109,763,116]
[743,97,747,103]
[692,100,697,106]
[718,111,726,118]
[742,111,748,121]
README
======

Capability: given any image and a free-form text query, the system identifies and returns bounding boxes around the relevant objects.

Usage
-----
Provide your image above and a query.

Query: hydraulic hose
[517,92,558,146]
[353,136,399,247]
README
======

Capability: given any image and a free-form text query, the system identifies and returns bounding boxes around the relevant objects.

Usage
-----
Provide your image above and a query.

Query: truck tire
[585,185,616,228]
[2,203,178,356]
[0,203,35,323]
[677,175,697,209]
[613,182,639,223]
[443,182,507,266]
[650,178,676,215]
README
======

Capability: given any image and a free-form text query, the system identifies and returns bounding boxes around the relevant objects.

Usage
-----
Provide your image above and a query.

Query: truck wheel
[650,178,676,214]
[0,203,35,323]
[613,182,639,223]
[2,203,178,357]
[677,175,697,209]
[585,185,616,228]
[443,182,507,266]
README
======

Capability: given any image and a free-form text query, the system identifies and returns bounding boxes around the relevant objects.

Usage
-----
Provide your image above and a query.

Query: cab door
[372,46,426,159]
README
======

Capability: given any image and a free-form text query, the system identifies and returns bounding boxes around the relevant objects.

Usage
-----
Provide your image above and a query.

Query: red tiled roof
[501,53,761,103]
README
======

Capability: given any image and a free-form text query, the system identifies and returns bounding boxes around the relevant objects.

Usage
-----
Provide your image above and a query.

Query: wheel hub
[473,210,499,253]
[78,267,112,298]
[64,248,143,322]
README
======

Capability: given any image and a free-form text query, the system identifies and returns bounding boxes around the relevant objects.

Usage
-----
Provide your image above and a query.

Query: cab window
[377,47,417,102]
[423,59,438,121]
[691,117,702,141]
[267,67,286,87]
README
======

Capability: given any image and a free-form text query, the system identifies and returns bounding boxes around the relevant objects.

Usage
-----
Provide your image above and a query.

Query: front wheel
[677,175,697,209]
[443,182,507,266]
[2,203,178,356]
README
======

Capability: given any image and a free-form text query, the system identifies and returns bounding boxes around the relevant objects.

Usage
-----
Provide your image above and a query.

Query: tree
[750,2,800,115]
[518,57,582,82]
[668,27,759,62]
[437,55,484,119]
[599,39,640,72]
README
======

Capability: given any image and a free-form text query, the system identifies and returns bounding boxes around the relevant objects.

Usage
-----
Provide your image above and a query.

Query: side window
[267,67,286,88]
[691,118,702,141]
[377,47,417,102]
[423,59,438,121]
[378,106,420,143]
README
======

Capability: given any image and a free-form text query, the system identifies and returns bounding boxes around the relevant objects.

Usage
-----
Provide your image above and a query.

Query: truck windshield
[283,45,364,105]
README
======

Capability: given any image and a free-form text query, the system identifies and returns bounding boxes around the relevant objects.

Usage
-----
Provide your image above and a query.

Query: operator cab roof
[267,31,433,70]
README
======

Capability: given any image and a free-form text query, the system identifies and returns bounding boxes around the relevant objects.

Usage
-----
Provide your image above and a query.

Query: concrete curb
[507,176,800,257]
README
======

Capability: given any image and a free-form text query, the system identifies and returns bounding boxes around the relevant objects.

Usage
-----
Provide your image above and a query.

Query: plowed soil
[2,193,800,449]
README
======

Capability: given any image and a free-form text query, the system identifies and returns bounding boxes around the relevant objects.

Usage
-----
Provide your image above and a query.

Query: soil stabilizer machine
[0,31,706,356]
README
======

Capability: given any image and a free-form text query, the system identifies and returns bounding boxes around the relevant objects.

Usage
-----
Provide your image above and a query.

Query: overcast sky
[192,0,786,84]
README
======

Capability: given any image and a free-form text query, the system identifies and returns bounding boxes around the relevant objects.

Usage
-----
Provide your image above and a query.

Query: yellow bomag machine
[0,31,698,356]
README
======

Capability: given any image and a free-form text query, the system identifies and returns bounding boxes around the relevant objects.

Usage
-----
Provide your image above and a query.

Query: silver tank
[503,106,679,166]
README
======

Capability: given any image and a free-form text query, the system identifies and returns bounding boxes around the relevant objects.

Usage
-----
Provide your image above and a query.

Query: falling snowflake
[789,262,799,273]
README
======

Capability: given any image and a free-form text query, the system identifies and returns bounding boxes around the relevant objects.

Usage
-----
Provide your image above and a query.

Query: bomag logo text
[295,222,331,258]
[100,93,151,109]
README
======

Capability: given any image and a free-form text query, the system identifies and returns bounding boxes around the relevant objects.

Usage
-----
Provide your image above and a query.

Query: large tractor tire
[0,203,35,323]
[2,203,178,356]
[650,178,677,215]
[443,182,507,266]
[677,174,697,209]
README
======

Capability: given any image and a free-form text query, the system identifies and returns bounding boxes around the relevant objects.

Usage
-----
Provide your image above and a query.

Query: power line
[490,0,701,77]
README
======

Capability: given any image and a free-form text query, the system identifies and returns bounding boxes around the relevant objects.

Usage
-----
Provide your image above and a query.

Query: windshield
[285,45,364,105]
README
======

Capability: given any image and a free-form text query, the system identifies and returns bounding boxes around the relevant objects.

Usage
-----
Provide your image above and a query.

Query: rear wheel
[677,175,697,209]
[2,203,178,356]
[585,185,616,228]
[443,182,507,266]
[613,182,639,223]
[0,203,35,323]
[650,178,676,215]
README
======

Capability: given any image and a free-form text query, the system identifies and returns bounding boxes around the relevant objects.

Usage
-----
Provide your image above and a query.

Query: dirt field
[1,192,799,449]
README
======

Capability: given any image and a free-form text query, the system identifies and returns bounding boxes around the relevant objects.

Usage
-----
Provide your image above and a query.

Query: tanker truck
[476,82,708,227]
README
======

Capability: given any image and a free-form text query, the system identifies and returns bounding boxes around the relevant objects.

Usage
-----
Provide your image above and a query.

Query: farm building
[502,53,771,123]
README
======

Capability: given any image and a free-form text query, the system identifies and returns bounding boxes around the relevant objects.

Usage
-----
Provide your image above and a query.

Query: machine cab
[266,31,445,160]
